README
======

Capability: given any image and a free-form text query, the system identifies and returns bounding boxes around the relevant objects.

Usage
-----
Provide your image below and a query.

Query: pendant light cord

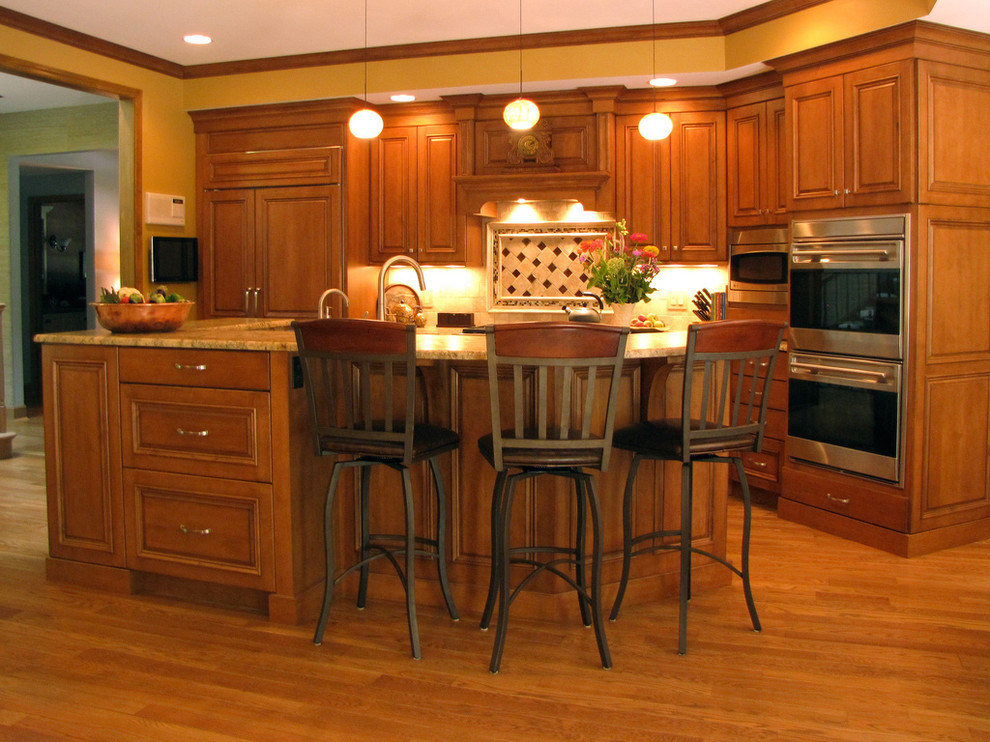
[363,0,369,103]
[651,0,657,112]
[518,0,524,95]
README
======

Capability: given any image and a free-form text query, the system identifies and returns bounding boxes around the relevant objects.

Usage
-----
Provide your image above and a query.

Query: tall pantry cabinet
[191,103,347,318]
[772,23,990,555]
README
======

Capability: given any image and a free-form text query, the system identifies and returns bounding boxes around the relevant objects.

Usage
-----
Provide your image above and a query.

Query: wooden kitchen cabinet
[43,344,334,623]
[43,344,125,569]
[615,111,726,263]
[785,60,915,211]
[201,184,342,318]
[192,107,347,320]
[370,123,461,264]
[727,98,787,226]
[119,347,276,591]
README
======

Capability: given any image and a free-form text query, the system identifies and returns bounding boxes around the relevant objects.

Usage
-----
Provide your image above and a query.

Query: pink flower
[628,232,649,245]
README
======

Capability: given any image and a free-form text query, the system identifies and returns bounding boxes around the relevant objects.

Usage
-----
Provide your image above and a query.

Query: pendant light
[503,0,540,130]
[638,0,672,141]
[349,0,384,139]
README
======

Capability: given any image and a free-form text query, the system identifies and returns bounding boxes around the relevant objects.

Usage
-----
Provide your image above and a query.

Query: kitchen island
[37,319,731,624]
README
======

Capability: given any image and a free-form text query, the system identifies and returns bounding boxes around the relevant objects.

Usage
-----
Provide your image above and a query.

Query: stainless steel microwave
[728,227,789,305]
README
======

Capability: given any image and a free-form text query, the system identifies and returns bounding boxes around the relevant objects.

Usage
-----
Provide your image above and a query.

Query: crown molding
[1,0,838,82]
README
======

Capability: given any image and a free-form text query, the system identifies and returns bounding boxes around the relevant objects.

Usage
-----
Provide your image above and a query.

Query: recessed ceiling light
[649,77,677,87]
[184,34,212,45]
[390,94,416,102]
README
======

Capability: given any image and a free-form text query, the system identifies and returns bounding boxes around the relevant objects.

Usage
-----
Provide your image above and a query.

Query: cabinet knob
[833,189,840,196]
[844,188,851,194]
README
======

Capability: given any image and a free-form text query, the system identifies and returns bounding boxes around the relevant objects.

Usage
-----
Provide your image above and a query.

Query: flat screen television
[150,236,198,283]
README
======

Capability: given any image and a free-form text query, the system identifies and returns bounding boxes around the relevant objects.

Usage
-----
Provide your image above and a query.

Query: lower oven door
[787,351,902,483]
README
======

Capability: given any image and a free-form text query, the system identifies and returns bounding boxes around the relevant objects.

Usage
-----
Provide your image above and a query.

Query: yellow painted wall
[0,102,119,409]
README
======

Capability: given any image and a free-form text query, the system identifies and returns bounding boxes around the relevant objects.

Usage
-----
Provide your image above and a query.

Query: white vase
[606,303,636,327]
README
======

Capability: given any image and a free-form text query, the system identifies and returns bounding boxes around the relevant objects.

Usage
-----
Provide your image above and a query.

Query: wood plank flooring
[1,415,989,741]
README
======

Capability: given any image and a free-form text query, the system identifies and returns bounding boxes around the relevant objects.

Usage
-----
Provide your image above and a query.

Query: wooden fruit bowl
[91,302,193,333]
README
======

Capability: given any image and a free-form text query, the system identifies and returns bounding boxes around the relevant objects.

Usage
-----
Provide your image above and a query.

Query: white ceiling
[1,0,988,113]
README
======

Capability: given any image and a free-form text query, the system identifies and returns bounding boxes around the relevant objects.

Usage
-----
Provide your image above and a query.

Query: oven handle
[790,360,893,384]
[791,247,894,260]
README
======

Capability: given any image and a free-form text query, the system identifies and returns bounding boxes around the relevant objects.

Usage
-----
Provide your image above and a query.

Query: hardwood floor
[1,415,989,741]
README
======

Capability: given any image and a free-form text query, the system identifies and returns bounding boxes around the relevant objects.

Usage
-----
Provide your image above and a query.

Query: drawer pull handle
[179,524,212,536]
[174,363,207,371]
[748,460,768,469]
[176,427,209,437]
[826,493,851,505]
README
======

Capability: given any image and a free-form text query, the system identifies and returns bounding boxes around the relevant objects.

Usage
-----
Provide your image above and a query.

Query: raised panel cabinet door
[727,102,765,226]
[768,97,789,220]
[43,344,125,566]
[844,60,915,207]
[918,60,990,207]
[786,76,844,211]
[256,184,341,318]
[917,375,990,530]
[202,189,255,318]
[370,126,417,260]
[668,111,726,262]
[614,116,664,258]
[417,124,461,263]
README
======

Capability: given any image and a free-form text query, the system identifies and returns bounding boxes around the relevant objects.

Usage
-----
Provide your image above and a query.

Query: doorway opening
[24,194,88,408]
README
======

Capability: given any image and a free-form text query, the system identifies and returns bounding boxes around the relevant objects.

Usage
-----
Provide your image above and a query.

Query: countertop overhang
[35,319,687,360]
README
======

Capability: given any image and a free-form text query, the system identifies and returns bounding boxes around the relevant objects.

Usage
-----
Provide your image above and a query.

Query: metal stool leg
[480,469,507,631]
[584,474,612,669]
[314,463,345,645]
[733,457,761,633]
[678,461,693,656]
[430,456,459,621]
[610,454,642,621]
[356,463,373,610]
[400,467,421,660]
[489,473,518,673]
[574,474,591,627]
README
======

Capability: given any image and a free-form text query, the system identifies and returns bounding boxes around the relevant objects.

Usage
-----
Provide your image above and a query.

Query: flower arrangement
[576,219,662,305]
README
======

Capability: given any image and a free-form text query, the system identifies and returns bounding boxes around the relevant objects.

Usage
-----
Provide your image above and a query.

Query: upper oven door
[789,238,903,359]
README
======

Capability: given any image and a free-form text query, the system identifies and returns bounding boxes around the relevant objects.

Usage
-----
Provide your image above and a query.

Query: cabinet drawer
[782,463,908,530]
[123,468,274,590]
[121,384,272,482]
[119,348,269,390]
[741,437,782,487]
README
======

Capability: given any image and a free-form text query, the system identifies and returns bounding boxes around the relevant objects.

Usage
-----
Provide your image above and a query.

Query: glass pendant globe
[638,111,673,141]
[348,108,384,139]
[503,98,540,130]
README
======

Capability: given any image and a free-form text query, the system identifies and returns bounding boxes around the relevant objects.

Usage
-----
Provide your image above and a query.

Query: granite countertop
[34,318,687,360]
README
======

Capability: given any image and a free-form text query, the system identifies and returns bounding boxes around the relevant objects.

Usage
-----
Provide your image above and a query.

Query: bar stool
[477,322,629,673]
[609,319,786,654]
[292,318,460,659]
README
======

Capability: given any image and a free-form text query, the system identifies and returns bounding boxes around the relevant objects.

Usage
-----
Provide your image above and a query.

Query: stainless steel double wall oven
[787,214,908,483]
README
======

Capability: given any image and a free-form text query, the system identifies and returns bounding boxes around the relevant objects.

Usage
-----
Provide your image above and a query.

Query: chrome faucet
[376,255,427,320]
[317,288,349,318]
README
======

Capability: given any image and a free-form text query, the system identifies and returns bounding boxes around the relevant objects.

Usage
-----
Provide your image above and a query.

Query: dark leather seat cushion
[320,422,459,461]
[478,430,606,469]
[613,419,756,460]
